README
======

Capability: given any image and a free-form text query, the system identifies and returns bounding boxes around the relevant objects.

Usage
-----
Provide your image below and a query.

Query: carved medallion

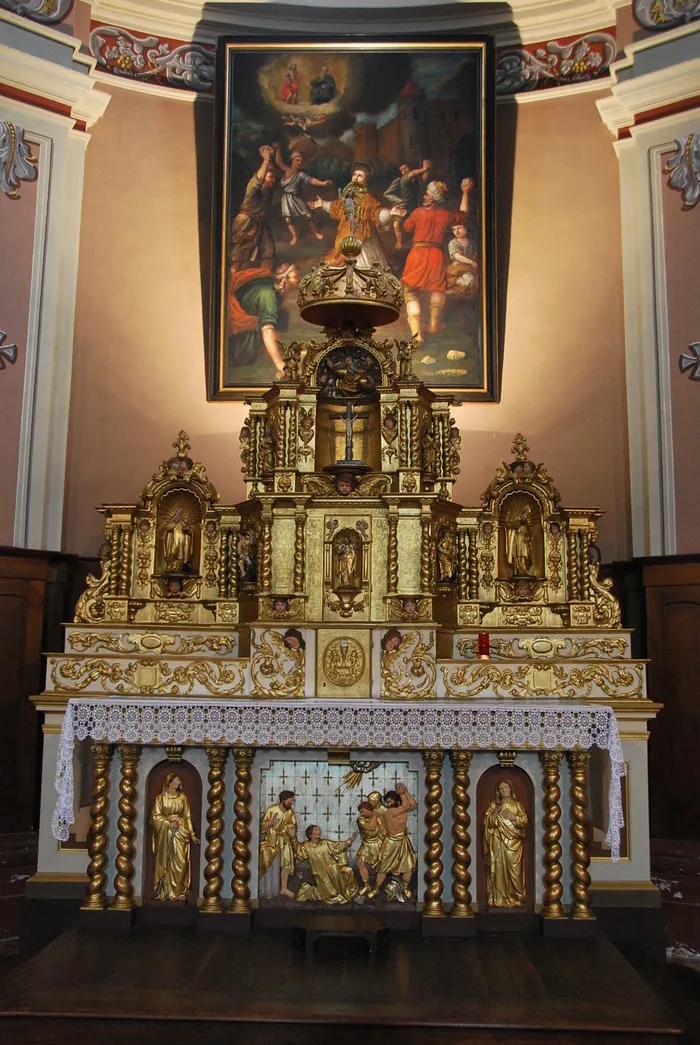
[322,637,365,687]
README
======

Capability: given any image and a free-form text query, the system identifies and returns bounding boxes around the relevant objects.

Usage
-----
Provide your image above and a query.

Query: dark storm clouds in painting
[209,41,496,401]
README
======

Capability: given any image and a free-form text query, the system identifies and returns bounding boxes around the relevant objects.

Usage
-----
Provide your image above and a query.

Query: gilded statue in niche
[150,773,200,902]
[436,525,457,582]
[259,789,297,899]
[356,799,383,896]
[333,529,361,590]
[158,494,199,574]
[500,492,542,579]
[290,824,359,904]
[367,784,417,900]
[482,779,528,908]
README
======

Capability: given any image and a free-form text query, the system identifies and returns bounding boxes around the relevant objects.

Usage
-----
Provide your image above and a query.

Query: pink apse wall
[63,83,631,560]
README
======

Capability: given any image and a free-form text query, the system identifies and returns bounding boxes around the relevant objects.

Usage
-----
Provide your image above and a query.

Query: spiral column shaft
[467,532,479,600]
[81,743,113,911]
[422,748,446,917]
[457,532,469,602]
[539,751,565,919]
[110,744,140,911]
[230,746,255,914]
[449,749,473,917]
[420,517,433,594]
[567,750,594,920]
[387,513,399,594]
[200,746,227,914]
[293,514,306,593]
[260,519,272,593]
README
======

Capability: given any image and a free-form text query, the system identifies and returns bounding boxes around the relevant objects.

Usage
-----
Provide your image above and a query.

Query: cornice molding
[90,0,619,48]
[596,22,700,133]
[0,15,111,126]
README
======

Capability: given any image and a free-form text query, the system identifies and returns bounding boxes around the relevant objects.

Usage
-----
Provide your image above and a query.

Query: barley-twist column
[108,526,120,595]
[260,519,272,593]
[422,748,446,917]
[218,531,228,598]
[110,744,141,911]
[457,531,469,602]
[420,516,433,593]
[200,746,227,914]
[580,532,591,600]
[81,743,113,911]
[449,750,473,917]
[293,514,306,593]
[387,512,399,594]
[567,531,580,599]
[226,528,237,600]
[539,751,565,919]
[467,532,479,599]
[119,526,132,597]
[567,750,594,920]
[230,746,255,914]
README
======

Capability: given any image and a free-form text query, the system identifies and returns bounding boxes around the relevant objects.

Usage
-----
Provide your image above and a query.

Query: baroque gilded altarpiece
[33,239,658,932]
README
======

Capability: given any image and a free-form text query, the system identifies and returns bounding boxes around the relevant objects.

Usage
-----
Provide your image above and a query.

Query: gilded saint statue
[150,772,200,902]
[482,779,528,908]
[367,783,417,900]
[335,535,358,589]
[291,824,359,905]
[161,506,195,573]
[259,790,297,898]
[356,799,384,895]
[504,504,533,576]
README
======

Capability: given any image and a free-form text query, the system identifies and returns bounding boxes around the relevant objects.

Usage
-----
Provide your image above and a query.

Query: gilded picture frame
[209,36,497,402]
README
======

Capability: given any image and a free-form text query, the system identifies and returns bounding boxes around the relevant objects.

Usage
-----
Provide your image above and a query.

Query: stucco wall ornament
[496,31,616,93]
[664,134,700,210]
[679,343,700,382]
[634,0,700,30]
[89,25,215,91]
[0,0,72,24]
[0,122,38,200]
[0,332,18,372]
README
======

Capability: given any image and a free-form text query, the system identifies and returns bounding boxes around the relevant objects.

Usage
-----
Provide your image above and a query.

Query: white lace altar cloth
[51,698,626,858]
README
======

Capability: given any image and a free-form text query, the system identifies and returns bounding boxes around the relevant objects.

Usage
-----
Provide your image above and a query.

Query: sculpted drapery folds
[259,790,297,898]
[161,508,195,573]
[292,824,359,905]
[150,772,199,902]
[367,783,417,900]
[483,779,528,908]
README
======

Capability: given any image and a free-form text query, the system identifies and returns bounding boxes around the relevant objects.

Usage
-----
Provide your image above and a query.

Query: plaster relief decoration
[0,122,37,200]
[0,0,72,24]
[89,25,215,91]
[0,332,18,372]
[496,30,616,94]
[664,134,700,210]
[634,0,700,30]
[679,342,700,382]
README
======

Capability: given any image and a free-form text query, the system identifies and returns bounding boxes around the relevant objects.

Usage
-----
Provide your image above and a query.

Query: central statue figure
[482,779,528,908]
[292,824,359,904]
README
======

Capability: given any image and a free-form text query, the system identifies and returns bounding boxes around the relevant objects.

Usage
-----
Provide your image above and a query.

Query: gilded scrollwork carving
[456,635,628,661]
[589,563,622,629]
[380,630,436,700]
[49,656,246,697]
[322,637,365,687]
[250,628,305,698]
[73,545,111,624]
[442,660,644,700]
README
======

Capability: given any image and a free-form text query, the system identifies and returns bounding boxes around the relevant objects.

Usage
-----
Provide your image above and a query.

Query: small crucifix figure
[330,400,369,466]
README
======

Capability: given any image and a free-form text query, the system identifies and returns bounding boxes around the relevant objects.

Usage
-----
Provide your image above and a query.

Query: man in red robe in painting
[401,177,474,344]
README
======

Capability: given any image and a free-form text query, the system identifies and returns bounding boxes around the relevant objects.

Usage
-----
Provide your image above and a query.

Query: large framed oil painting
[209,37,497,402]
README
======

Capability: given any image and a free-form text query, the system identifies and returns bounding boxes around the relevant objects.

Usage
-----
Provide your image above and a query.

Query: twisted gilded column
[539,751,565,919]
[567,531,579,599]
[422,749,446,917]
[293,514,306,593]
[259,519,272,593]
[200,746,227,914]
[218,530,229,598]
[420,516,433,594]
[467,532,479,600]
[580,532,591,600]
[387,512,399,594]
[457,531,469,602]
[119,526,132,597]
[567,750,594,920]
[449,750,473,917]
[110,744,141,912]
[108,526,120,595]
[230,746,255,914]
[81,743,113,911]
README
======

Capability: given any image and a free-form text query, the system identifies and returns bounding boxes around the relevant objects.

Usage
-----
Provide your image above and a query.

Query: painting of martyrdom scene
[210,40,496,401]
[258,759,420,906]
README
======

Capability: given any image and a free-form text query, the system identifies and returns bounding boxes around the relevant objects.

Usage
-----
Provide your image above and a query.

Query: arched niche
[497,490,544,580]
[476,763,535,914]
[156,490,202,578]
[142,759,202,907]
[332,528,363,592]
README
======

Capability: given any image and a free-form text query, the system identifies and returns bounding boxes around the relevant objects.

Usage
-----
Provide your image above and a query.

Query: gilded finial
[511,433,529,462]
[173,431,191,459]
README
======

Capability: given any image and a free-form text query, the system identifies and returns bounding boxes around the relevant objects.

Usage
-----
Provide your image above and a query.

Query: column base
[476,909,539,933]
[79,907,135,931]
[422,914,476,937]
[138,903,198,928]
[541,913,598,938]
